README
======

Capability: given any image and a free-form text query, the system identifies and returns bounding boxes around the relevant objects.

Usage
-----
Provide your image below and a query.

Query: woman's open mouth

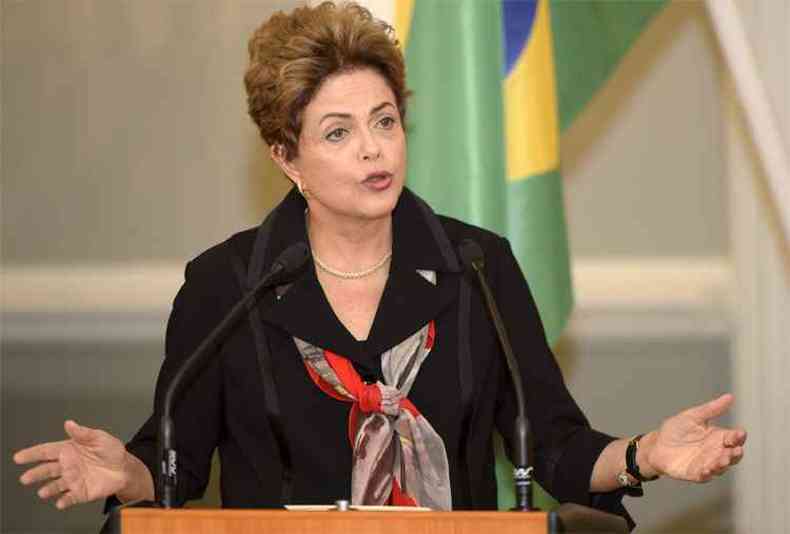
[362,172,393,191]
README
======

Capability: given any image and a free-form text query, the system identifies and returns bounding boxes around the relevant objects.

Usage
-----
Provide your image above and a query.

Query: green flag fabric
[397,0,666,511]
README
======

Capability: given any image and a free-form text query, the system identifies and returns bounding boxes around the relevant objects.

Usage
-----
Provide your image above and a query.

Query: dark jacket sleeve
[120,257,227,506]
[489,237,631,522]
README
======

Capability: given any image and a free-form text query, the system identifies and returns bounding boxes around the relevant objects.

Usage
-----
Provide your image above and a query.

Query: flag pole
[705,0,790,247]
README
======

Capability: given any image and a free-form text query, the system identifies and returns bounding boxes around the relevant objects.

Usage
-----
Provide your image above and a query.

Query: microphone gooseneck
[158,242,309,508]
[458,239,533,512]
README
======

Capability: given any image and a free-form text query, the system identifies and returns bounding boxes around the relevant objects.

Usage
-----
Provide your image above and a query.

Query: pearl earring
[297,181,310,198]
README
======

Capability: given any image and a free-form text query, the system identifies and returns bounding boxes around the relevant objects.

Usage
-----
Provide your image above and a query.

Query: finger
[19,461,61,485]
[709,455,735,478]
[13,441,68,465]
[708,466,728,478]
[703,448,742,478]
[730,447,744,466]
[699,460,729,481]
[56,491,79,510]
[64,420,99,445]
[697,466,715,482]
[38,477,68,500]
[686,393,734,422]
[723,428,747,447]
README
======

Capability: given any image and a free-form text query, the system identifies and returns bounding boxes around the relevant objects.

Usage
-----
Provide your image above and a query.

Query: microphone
[458,239,533,511]
[158,242,309,508]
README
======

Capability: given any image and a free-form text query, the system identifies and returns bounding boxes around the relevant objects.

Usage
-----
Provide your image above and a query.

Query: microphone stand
[457,242,628,532]
[158,243,308,508]
[467,257,533,511]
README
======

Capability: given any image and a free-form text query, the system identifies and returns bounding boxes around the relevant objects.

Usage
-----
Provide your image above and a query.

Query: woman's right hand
[13,420,143,509]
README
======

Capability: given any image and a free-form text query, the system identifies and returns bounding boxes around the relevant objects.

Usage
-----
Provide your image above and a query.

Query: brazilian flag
[395,0,666,510]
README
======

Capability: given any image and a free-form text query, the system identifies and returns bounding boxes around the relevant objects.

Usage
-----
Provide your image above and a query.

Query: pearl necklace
[305,208,392,279]
[312,249,392,279]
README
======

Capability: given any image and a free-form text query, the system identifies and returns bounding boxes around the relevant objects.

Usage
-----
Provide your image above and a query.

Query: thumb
[64,420,98,444]
[685,393,734,422]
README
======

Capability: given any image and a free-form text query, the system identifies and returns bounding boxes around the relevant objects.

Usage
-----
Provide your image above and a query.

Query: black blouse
[121,187,629,522]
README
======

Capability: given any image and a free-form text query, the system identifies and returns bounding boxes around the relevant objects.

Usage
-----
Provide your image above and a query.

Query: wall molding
[570,258,732,339]
[2,258,732,342]
[2,263,184,314]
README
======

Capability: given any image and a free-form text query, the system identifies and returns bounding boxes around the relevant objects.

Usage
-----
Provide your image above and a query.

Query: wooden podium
[103,503,628,533]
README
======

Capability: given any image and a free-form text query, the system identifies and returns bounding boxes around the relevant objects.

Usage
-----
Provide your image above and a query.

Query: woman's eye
[326,128,347,142]
[378,116,396,129]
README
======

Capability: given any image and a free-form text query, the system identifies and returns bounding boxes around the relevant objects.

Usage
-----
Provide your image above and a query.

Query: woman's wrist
[634,430,660,479]
[116,451,155,503]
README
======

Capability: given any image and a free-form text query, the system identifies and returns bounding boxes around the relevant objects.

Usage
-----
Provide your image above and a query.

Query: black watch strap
[626,434,659,483]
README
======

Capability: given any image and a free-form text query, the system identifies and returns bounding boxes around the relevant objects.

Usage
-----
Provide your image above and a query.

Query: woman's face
[276,68,407,224]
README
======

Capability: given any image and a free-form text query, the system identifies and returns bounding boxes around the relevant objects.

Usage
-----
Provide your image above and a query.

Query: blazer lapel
[253,187,464,363]
[259,266,367,362]
[363,266,460,358]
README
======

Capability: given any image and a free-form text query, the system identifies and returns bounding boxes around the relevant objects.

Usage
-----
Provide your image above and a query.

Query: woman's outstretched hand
[642,393,747,482]
[14,420,142,509]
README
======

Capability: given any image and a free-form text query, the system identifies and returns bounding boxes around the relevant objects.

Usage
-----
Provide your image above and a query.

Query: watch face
[618,472,634,487]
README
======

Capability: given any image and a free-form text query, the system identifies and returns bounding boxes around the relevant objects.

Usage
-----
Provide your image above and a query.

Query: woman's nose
[358,130,382,161]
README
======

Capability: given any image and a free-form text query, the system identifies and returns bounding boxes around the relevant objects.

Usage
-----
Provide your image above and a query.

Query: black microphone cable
[458,238,533,512]
[159,242,309,508]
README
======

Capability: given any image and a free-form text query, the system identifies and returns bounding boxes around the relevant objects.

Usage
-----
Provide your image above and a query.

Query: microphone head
[458,239,485,272]
[273,242,310,276]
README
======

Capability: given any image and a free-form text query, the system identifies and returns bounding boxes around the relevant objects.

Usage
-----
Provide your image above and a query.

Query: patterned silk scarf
[292,272,452,510]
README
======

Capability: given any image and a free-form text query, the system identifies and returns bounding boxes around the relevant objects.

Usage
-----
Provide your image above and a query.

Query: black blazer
[124,187,628,520]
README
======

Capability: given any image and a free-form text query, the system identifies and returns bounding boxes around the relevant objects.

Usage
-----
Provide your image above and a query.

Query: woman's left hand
[641,393,746,482]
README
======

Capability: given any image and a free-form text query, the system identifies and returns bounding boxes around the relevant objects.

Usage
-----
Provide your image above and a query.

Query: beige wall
[726,1,790,533]
[563,2,727,258]
[2,0,293,266]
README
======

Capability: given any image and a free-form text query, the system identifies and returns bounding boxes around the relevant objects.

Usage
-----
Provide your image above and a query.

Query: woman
[13,1,745,525]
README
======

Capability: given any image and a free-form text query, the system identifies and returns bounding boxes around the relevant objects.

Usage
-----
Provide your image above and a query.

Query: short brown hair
[244,1,409,160]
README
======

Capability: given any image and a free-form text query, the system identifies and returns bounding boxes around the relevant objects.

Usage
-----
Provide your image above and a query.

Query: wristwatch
[617,434,658,496]
[627,434,659,482]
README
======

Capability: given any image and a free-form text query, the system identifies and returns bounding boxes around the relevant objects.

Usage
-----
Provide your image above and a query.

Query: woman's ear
[270,144,301,184]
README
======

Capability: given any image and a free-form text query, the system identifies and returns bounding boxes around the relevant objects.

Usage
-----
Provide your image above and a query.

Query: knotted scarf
[293,280,452,509]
